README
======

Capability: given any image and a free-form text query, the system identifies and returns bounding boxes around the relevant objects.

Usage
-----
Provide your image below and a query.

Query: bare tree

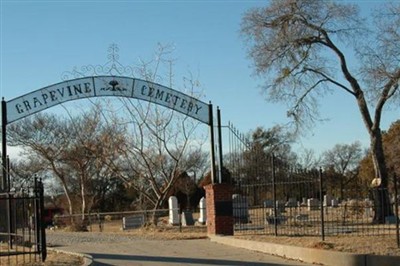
[105,99,205,213]
[8,44,208,226]
[8,105,127,223]
[60,105,127,221]
[242,0,400,222]
[8,114,76,217]
[296,148,321,170]
[322,142,363,200]
[99,45,208,216]
[9,156,46,192]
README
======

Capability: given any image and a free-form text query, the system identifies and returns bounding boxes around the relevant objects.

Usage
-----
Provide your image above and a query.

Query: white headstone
[168,196,179,225]
[198,197,206,224]
[364,198,373,217]
[324,194,332,207]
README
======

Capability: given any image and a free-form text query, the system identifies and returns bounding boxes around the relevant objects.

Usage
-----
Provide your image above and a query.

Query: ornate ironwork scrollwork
[61,44,135,80]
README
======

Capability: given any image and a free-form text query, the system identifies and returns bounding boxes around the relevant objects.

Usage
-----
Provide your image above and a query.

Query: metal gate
[224,123,400,241]
[224,123,320,235]
[0,178,47,264]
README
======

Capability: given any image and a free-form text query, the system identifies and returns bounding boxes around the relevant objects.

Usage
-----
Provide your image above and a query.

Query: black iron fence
[0,178,47,264]
[51,207,207,232]
[224,123,400,244]
[230,153,400,243]
[53,209,171,232]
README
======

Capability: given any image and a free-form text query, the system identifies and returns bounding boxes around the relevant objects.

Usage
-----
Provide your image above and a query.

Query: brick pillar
[204,183,233,235]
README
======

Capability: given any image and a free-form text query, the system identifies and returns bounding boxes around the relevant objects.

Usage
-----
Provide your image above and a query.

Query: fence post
[209,103,216,184]
[34,177,41,258]
[7,192,13,249]
[394,173,399,248]
[217,107,223,183]
[39,179,47,261]
[319,168,325,241]
[2,98,8,192]
[272,154,278,236]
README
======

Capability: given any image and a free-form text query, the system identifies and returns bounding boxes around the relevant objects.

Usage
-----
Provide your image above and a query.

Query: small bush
[104,215,112,222]
[65,222,88,232]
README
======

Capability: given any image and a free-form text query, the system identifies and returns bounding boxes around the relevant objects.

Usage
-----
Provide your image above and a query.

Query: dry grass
[102,224,209,240]
[93,222,400,256]
[0,249,83,266]
[5,219,399,266]
[234,234,400,256]
[92,223,400,258]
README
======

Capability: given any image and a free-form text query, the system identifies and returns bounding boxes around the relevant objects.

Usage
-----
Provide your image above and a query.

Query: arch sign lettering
[5,76,209,125]
[2,76,218,191]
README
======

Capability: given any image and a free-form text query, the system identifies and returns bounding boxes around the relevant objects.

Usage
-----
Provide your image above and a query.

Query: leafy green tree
[242,0,400,222]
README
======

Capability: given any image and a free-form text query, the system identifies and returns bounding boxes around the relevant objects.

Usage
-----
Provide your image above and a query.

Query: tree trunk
[340,179,344,201]
[370,131,393,223]
[60,181,74,225]
[372,188,392,224]
[81,181,86,222]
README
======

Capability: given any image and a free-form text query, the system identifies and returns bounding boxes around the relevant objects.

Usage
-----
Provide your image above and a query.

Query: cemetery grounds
[3,207,400,266]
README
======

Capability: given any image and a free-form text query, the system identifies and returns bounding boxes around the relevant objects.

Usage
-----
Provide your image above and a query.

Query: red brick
[204,183,234,236]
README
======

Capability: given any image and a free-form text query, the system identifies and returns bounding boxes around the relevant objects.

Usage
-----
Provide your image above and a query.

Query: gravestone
[331,198,339,207]
[181,211,195,226]
[307,198,320,211]
[324,194,332,207]
[276,200,286,212]
[232,194,249,223]
[385,216,398,224]
[198,197,206,225]
[295,214,309,222]
[364,198,373,217]
[286,198,298,208]
[168,196,179,225]
[301,197,307,206]
[263,200,274,208]
[122,215,144,230]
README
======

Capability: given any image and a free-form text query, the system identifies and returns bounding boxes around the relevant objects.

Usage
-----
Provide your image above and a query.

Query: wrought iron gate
[0,178,47,264]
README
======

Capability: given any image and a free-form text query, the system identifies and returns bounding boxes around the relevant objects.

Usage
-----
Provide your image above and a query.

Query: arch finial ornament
[61,44,135,79]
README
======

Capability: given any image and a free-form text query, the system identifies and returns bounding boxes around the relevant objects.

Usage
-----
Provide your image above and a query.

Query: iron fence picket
[226,123,400,245]
[0,178,46,264]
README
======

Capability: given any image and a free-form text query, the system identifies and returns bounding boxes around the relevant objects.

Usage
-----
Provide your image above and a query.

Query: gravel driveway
[47,231,314,266]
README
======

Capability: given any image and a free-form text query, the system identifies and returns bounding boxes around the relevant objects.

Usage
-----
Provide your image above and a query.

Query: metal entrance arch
[1,75,219,191]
